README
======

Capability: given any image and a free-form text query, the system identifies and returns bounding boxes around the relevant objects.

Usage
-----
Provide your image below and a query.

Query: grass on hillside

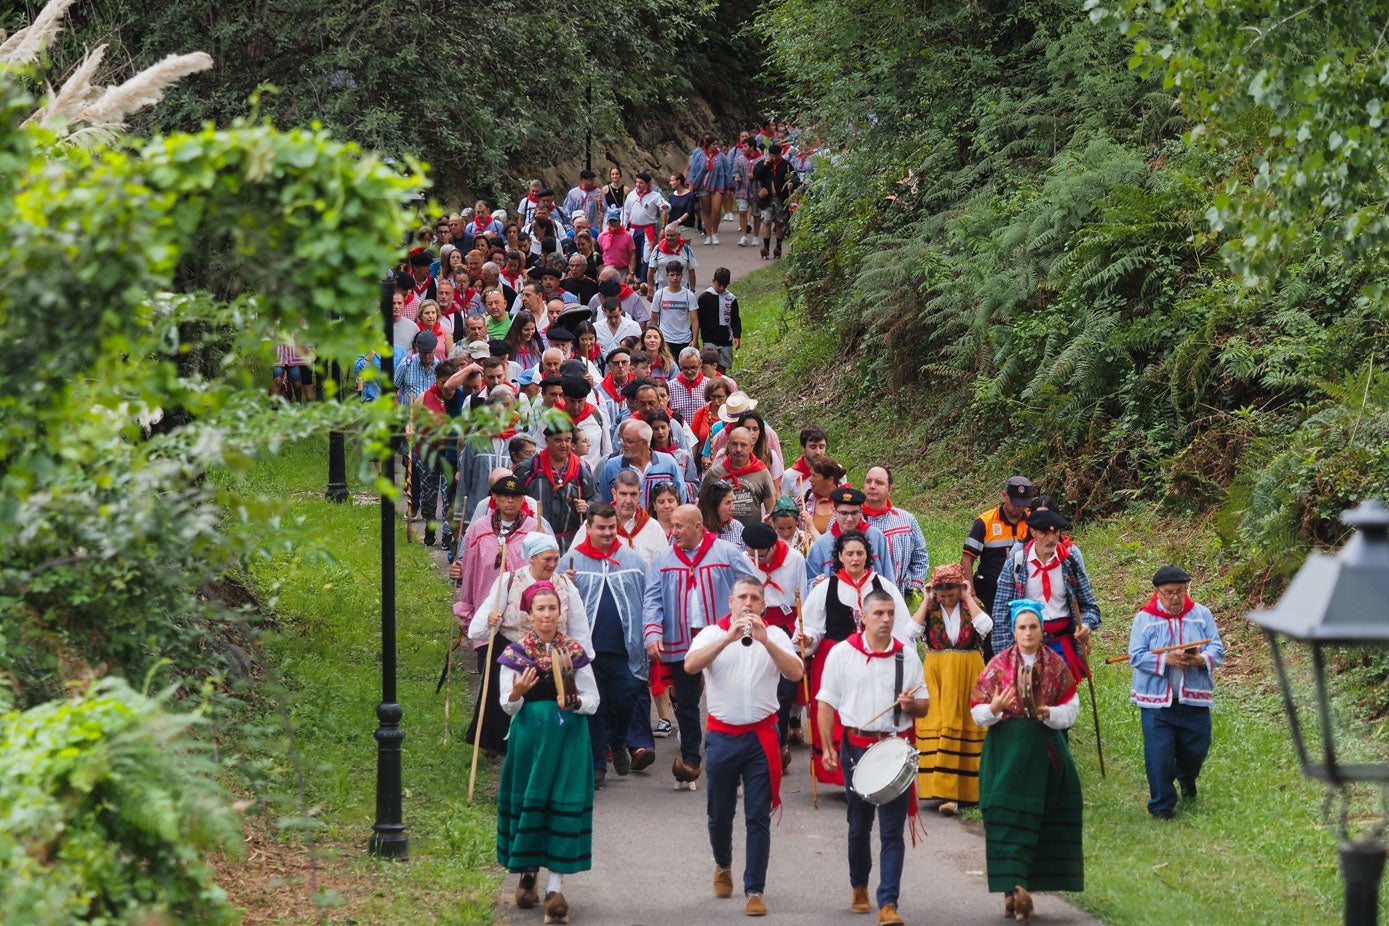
[732,266,1372,925]
[223,441,502,925]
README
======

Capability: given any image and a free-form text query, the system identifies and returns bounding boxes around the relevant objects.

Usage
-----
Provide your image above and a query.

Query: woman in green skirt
[970,599,1083,922]
[497,580,599,925]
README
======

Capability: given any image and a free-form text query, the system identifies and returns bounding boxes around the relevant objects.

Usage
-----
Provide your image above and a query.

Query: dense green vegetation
[14,0,770,195]
[757,0,1389,600]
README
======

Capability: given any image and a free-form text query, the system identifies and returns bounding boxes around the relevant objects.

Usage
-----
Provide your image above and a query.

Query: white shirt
[571,514,669,569]
[499,659,599,716]
[1022,548,1070,623]
[817,637,925,734]
[595,315,642,355]
[622,187,669,228]
[757,546,806,612]
[940,602,993,645]
[799,571,919,653]
[969,650,1080,730]
[690,623,797,725]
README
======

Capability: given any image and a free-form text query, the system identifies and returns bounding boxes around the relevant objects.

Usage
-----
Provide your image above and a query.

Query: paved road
[489,240,1102,925]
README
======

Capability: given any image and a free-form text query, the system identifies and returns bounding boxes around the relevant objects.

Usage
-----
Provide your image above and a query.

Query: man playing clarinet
[683,576,803,917]
[818,589,930,926]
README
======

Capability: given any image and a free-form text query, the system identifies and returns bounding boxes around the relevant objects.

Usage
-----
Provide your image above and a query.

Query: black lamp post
[1250,499,1389,926]
[369,272,408,859]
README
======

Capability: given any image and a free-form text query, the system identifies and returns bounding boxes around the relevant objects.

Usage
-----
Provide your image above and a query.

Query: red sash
[707,712,783,812]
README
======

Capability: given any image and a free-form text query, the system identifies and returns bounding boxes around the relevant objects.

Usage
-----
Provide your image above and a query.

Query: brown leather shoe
[1013,887,1034,923]
[674,756,703,790]
[878,904,905,925]
[1003,891,1015,919]
[515,872,539,909]
[714,865,734,898]
[851,886,872,913]
[543,890,569,924]
[746,894,767,916]
[780,745,792,772]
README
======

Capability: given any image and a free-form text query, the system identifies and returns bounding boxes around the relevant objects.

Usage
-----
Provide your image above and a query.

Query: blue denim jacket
[1128,599,1224,708]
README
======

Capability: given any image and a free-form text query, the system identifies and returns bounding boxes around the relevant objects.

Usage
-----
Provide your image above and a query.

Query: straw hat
[718,391,758,424]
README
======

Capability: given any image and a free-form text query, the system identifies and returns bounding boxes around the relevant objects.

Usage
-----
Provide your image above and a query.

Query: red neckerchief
[526,192,540,204]
[1026,537,1073,603]
[574,536,623,566]
[653,445,677,456]
[756,540,790,594]
[617,283,636,300]
[830,518,871,538]
[861,498,893,519]
[600,372,626,402]
[417,320,444,339]
[1140,593,1195,620]
[412,277,430,298]
[835,568,874,610]
[844,630,903,661]
[656,237,686,255]
[789,456,812,477]
[537,450,579,490]
[502,268,522,287]
[568,403,595,425]
[676,370,704,390]
[672,530,717,592]
[616,508,652,547]
[724,457,767,490]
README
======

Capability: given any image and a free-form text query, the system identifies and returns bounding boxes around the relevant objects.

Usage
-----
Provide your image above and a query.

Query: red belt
[707,712,782,812]
[629,223,654,233]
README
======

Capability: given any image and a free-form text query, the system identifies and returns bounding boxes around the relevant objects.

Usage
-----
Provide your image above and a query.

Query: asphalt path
[490,237,1102,926]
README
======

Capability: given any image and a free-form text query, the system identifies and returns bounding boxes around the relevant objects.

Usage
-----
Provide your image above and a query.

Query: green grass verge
[227,439,503,924]
[732,266,1370,925]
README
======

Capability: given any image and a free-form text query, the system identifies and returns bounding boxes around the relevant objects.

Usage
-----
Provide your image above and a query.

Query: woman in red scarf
[505,311,546,371]
[415,300,452,360]
[798,531,916,786]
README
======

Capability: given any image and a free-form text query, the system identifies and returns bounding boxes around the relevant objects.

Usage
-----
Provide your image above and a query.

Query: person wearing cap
[962,476,1034,640]
[911,563,992,815]
[990,509,1102,686]
[622,171,669,283]
[751,144,799,260]
[699,427,776,527]
[862,465,931,606]
[971,598,1084,921]
[558,376,613,470]
[1128,565,1224,819]
[393,329,440,405]
[817,585,929,925]
[743,521,807,760]
[559,501,656,790]
[598,210,637,277]
[644,504,758,787]
[514,423,597,554]
[802,488,893,595]
[800,528,917,788]
[467,531,592,657]
[406,248,438,307]
[589,266,652,324]
[451,473,544,757]
[564,168,605,232]
[598,418,687,508]
[707,391,785,465]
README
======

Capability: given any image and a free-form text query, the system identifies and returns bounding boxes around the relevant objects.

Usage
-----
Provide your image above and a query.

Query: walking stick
[468,561,512,804]
[1105,638,1212,664]
[795,590,818,808]
[1070,591,1106,778]
[440,434,470,742]
[404,406,415,544]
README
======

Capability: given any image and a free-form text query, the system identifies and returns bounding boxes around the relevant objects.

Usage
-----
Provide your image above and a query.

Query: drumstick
[1105,638,1212,665]
[862,683,925,727]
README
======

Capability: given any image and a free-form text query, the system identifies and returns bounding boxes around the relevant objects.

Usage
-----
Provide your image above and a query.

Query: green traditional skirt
[978,718,1084,894]
[496,699,594,874]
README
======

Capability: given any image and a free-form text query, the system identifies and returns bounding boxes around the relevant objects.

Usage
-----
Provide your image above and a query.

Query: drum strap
[892,650,904,727]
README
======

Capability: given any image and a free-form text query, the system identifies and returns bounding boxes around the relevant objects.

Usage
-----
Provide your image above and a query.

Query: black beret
[559,359,589,378]
[561,376,591,398]
[830,487,866,507]
[488,338,511,357]
[1153,565,1192,586]
[545,326,576,342]
[539,376,566,390]
[622,377,655,399]
[742,522,778,550]
[491,475,525,496]
[605,346,631,365]
[598,278,622,297]
[1027,509,1071,532]
[409,250,435,267]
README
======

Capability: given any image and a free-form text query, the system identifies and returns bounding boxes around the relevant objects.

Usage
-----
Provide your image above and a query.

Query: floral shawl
[922,603,982,652]
[970,644,1076,721]
[498,631,589,674]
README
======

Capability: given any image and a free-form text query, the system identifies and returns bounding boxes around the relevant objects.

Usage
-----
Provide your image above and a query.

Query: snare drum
[849,737,918,805]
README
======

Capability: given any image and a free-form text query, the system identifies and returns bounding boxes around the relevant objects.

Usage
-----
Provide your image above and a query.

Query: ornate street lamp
[1250,499,1389,926]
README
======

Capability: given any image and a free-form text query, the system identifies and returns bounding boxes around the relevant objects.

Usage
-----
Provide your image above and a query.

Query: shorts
[273,364,312,384]
[696,189,718,200]
[758,200,790,228]
[707,344,734,370]
[734,196,751,212]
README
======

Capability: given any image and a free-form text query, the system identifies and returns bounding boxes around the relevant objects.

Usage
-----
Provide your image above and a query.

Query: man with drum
[683,575,804,918]
[818,588,929,926]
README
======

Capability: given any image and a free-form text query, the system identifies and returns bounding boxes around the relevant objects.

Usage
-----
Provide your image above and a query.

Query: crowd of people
[371,140,1225,926]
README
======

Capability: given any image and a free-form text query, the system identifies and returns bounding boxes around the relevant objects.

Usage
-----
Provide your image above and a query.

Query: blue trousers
[842,741,910,908]
[627,684,655,752]
[589,652,643,771]
[706,729,772,896]
[1140,703,1212,815]
[629,659,704,763]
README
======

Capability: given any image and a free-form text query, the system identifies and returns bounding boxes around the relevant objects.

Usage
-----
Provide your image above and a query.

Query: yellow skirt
[915,649,987,803]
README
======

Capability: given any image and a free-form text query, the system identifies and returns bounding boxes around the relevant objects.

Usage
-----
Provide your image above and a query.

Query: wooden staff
[467,561,512,804]
[862,683,925,728]
[1070,591,1106,778]
[795,590,817,809]
[403,406,416,544]
[1105,638,1212,665]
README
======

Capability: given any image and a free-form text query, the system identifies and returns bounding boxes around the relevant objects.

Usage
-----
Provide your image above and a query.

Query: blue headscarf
[1009,598,1045,631]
